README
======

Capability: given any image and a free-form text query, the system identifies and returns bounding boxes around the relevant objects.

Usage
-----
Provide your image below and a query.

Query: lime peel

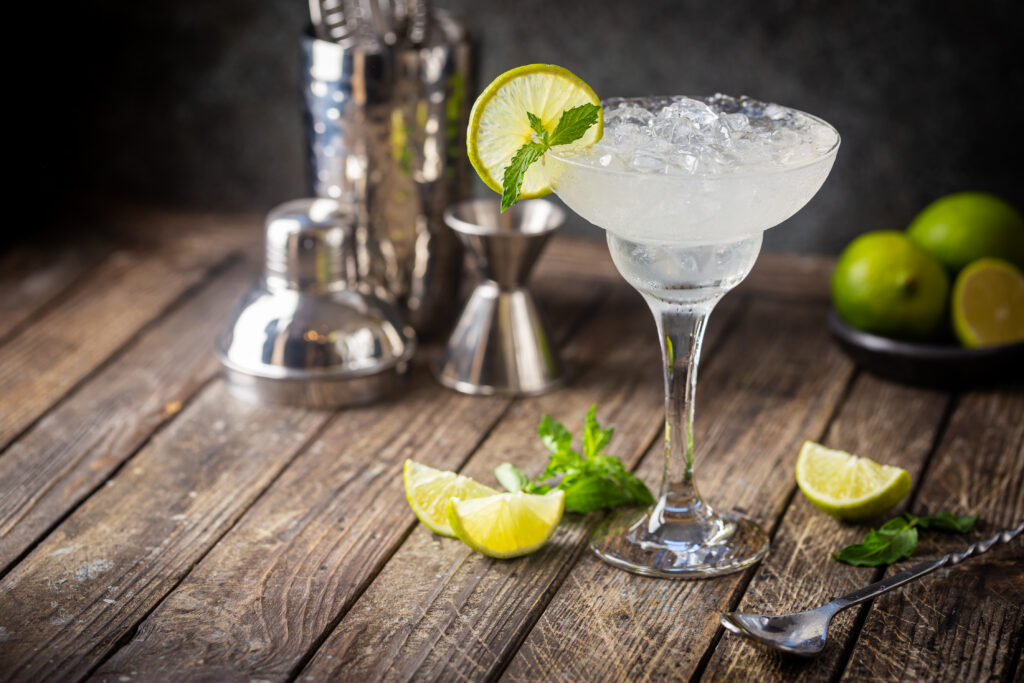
[951,257,1024,348]
[467,64,603,207]
[446,490,565,559]
[403,460,499,537]
[795,441,911,522]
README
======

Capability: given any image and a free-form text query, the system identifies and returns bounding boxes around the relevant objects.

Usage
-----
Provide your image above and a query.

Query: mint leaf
[518,405,654,514]
[833,511,980,567]
[498,103,601,212]
[538,414,573,454]
[495,463,529,492]
[619,472,656,506]
[537,449,583,482]
[562,476,631,514]
[833,517,918,567]
[527,112,548,144]
[548,103,601,146]
[582,404,614,458]
[907,512,978,534]
[501,142,547,212]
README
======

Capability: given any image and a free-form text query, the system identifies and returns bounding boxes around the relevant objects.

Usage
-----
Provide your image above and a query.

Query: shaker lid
[264,198,356,292]
[216,198,416,409]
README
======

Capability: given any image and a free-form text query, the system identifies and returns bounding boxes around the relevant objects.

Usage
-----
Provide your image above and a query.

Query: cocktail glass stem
[589,231,770,578]
[649,299,711,523]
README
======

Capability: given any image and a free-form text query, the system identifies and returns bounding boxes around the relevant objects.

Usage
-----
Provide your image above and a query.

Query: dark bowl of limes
[829,192,1024,389]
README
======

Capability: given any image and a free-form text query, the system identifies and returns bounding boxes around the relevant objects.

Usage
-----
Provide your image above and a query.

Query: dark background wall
[26,0,1023,253]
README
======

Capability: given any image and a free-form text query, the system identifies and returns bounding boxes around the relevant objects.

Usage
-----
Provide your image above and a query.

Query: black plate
[827,310,1024,389]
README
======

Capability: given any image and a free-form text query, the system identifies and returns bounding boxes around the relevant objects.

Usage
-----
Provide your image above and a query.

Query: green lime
[446,490,565,559]
[795,441,911,522]
[467,64,603,200]
[951,258,1024,348]
[832,231,950,340]
[907,192,1024,272]
[403,460,499,537]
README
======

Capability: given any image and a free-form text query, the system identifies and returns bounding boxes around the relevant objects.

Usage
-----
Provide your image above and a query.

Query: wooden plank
[0,244,110,342]
[290,286,705,683]
[0,227,248,451]
[0,383,332,682]
[700,374,951,681]
[87,371,510,683]
[501,298,854,682]
[840,386,1024,683]
[742,251,834,301]
[86,275,617,682]
[0,260,256,572]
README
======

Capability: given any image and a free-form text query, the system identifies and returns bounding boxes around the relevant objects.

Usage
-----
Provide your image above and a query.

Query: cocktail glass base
[589,502,769,579]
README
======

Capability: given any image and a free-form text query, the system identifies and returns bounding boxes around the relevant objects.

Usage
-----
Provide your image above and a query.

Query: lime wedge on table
[795,442,911,522]
[951,258,1024,348]
[446,490,565,559]
[404,460,499,537]
[467,64,603,200]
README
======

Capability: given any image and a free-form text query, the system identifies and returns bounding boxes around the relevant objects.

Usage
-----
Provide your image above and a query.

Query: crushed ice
[575,94,837,175]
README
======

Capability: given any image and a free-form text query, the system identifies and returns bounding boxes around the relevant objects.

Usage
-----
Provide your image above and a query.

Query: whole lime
[907,192,1024,272]
[832,231,950,340]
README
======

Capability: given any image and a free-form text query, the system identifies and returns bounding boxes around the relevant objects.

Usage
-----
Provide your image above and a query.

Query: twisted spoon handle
[830,520,1024,612]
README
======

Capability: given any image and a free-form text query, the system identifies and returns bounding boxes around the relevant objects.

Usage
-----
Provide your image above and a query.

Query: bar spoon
[720,520,1023,656]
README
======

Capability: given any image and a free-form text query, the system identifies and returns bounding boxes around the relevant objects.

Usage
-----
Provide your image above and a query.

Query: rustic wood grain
[86,274,616,682]
[87,370,509,683]
[742,251,834,301]
[501,298,854,682]
[840,385,1024,683]
[700,374,951,681]
[291,286,737,682]
[0,260,256,572]
[0,233,245,450]
[0,383,331,682]
[2,213,1019,683]
[0,244,110,342]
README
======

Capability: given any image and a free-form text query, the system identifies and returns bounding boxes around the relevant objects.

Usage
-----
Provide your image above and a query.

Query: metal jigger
[436,198,566,396]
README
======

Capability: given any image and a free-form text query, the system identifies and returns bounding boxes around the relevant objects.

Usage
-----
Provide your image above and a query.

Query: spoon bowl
[720,606,834,656]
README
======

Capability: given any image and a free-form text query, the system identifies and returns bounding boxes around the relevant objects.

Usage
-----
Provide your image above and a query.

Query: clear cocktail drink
[546,95,840,577]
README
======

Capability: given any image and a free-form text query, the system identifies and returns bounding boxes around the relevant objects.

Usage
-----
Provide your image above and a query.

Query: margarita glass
[546,95,840,578]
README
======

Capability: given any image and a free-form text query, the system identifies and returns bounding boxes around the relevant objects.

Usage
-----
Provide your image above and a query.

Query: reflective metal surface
[217,199,415,409]
[721,520,1024,656]
[436,198,566,396]
[302,10,471,336]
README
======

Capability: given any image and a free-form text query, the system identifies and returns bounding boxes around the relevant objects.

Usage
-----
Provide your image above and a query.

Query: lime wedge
[795,442,911,522]
[403,460,499,537]
[467,64,602,200]
[951,258,1024,348]
[446,490,565,559]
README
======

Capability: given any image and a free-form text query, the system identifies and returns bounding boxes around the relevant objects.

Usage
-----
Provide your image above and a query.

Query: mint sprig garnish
[501,144,547,214]
[500,103,601,212]
[833,512,979,566]
[494,405,654,514]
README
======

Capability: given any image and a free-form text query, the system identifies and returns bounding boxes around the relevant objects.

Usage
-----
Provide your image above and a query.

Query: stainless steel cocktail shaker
[302,8,472,336]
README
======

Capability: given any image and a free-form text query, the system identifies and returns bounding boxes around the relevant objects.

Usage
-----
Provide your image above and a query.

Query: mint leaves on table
[494,405,654,514]
[501,103,601,212]
[833,512,979,567]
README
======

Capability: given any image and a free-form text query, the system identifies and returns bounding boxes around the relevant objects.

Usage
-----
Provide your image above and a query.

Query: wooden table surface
[1,210,1021,683]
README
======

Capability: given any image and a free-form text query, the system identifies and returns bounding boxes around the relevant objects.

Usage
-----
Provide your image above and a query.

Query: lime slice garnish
[795,442,911,522]
[404,460,499,537]
[446,490,565,559]
[951,258,1024,348]
[467,64,603,200]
